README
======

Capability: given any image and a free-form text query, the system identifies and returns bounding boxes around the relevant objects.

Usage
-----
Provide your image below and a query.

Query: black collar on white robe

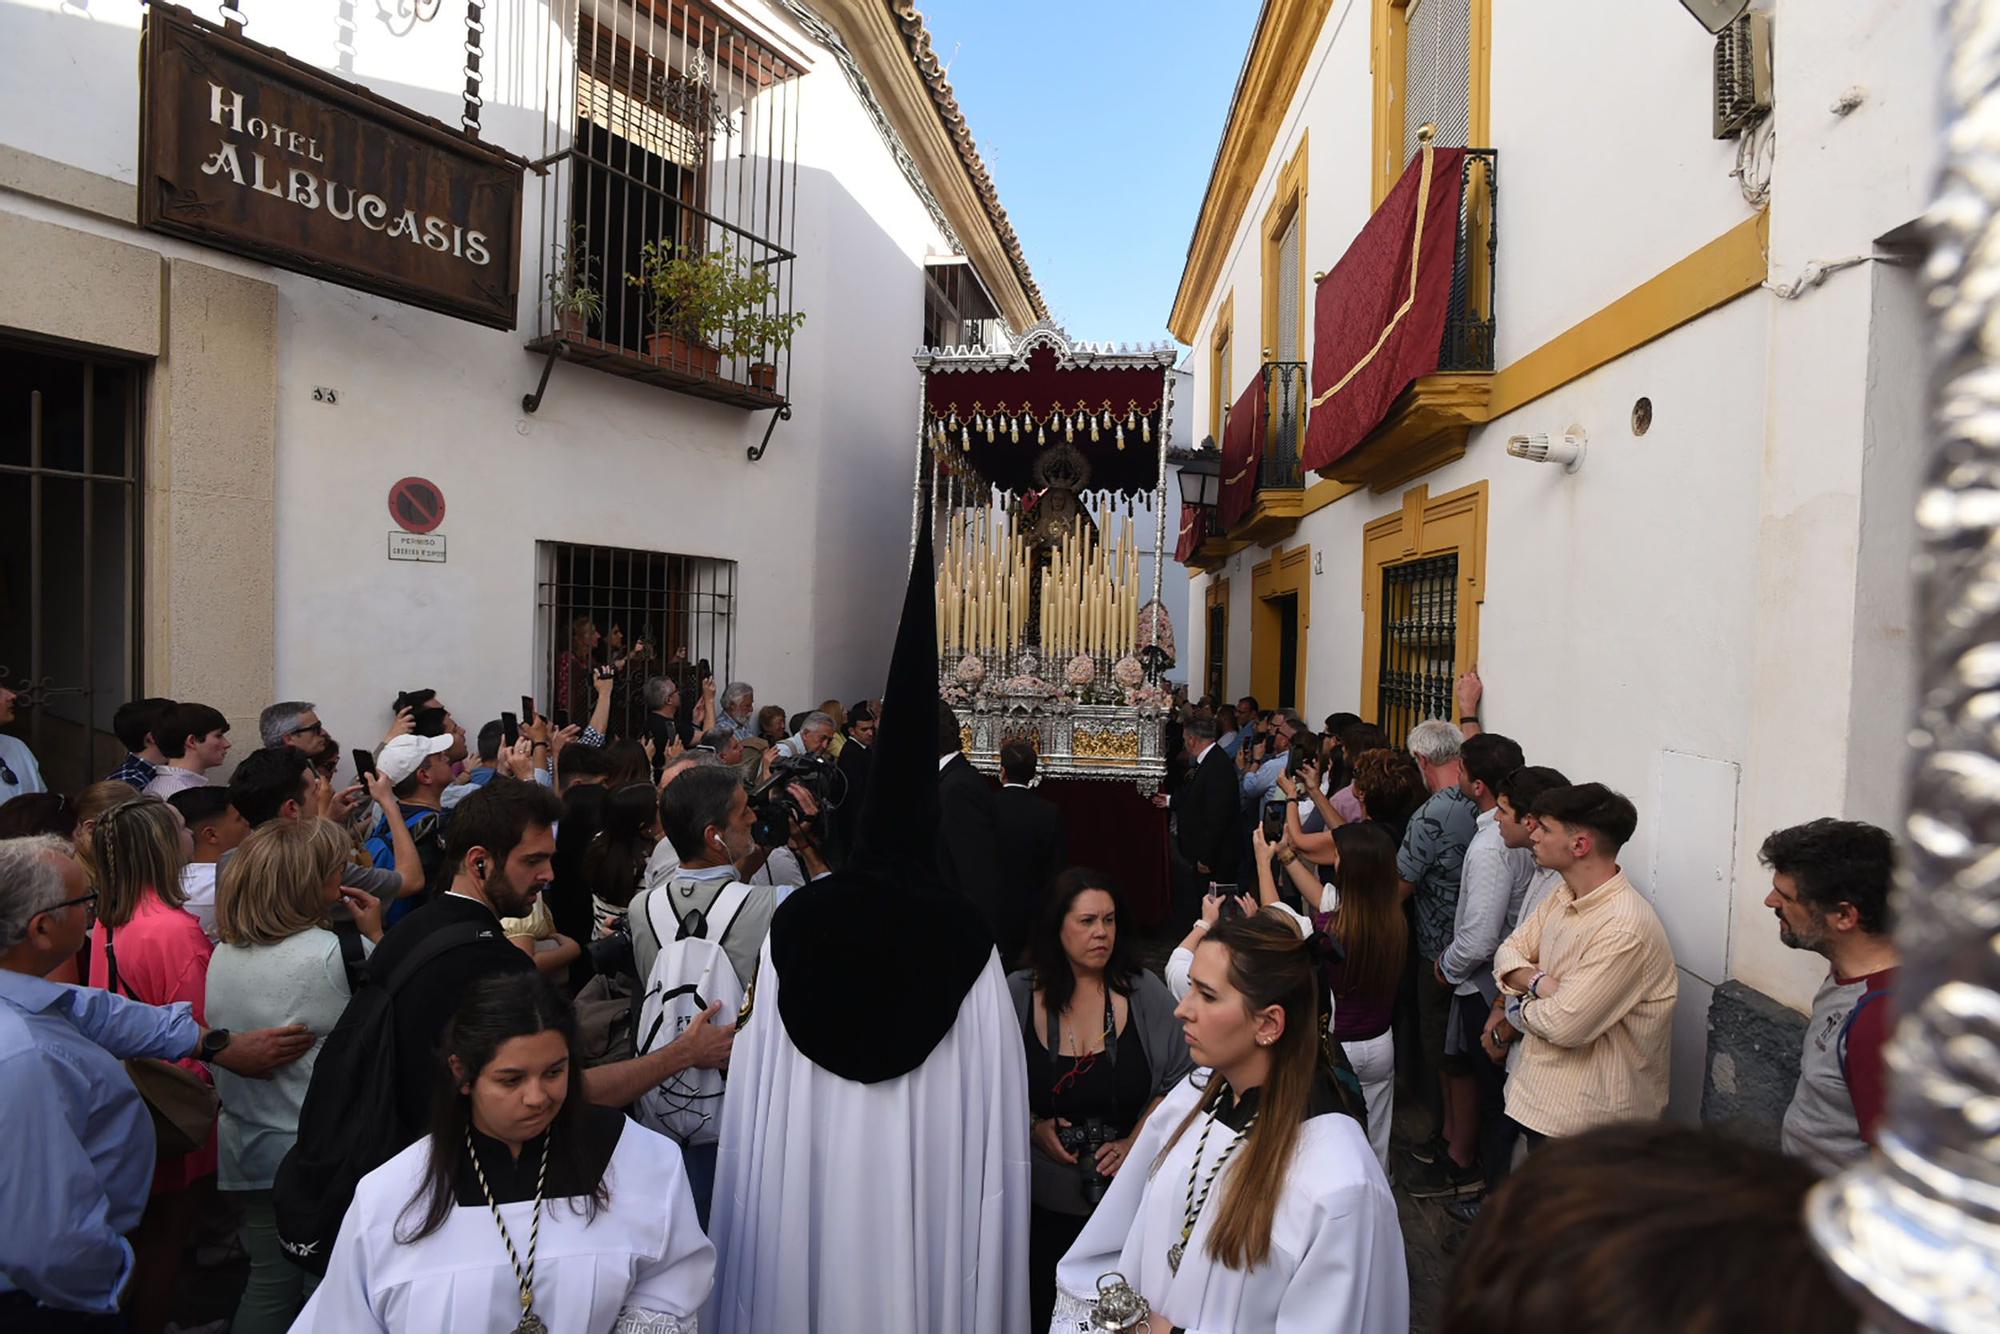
[1207,1068,1347,1133]
[767,495,993,1085]
[451,1102,625,1206]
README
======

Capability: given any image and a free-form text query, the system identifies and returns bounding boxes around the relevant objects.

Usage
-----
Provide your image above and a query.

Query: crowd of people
[0,646,1891,1332]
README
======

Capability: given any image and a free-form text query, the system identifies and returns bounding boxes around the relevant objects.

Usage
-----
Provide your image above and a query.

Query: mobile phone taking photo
[352,747,377,781]
[501,712,519,748]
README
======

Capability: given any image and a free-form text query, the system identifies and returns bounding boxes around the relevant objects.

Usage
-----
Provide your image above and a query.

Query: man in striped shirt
[1493,783,1677,1145]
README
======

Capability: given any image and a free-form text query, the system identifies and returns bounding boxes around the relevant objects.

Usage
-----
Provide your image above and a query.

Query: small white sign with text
[387,531,445,563]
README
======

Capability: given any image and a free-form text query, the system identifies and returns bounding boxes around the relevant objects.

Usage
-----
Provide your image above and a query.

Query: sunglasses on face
[289,721,327,738]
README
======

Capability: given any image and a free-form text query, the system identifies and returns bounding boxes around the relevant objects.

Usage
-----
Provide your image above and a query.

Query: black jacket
[937,754,1006,948]
[992,784,1067,963]
[1170,743,1240,883]
[830,738,874,862]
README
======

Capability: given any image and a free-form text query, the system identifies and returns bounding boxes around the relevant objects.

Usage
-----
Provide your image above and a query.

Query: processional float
[914,323,1178,794]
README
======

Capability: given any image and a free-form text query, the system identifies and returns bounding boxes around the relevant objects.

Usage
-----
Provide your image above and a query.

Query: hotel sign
[139,4,524,330]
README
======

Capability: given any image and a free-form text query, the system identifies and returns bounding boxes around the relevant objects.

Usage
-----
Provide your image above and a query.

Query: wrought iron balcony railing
[1259,360,1307,490]
[1440,148,1497,372]
[526,0,803,413]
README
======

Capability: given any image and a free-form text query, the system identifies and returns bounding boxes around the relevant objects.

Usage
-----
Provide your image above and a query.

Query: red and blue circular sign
[388,476,445,534]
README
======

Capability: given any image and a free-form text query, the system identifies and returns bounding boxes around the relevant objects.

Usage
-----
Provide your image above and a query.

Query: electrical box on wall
[1713,12,1773,139]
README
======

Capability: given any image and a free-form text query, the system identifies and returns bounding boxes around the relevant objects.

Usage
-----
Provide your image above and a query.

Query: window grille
[536,541,736,741]
[535,0,803,409]
[1260,361,1307,491]
[1402,0,1472,159]
[0,339,143,794]
[1376,554,1458,745]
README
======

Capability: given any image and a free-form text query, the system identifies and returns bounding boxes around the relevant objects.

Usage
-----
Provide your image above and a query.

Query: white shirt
[0,733,46,800]
[938,752,960,772]
[180,863,221,943]
[142,766,208,799]
[1438,807,1536,1000]
[1054,1074,1407,1333]
[296,1117,714,1333]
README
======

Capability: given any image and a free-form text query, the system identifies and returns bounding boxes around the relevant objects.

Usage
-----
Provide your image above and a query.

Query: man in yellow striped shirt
[1493,783,1677,1143]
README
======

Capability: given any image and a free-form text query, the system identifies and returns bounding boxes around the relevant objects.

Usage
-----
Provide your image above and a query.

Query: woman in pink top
[88,794,213,1334]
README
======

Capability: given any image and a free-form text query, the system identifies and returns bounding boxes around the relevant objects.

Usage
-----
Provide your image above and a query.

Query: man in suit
[936,701,1007,949]
[1153,712,1239,919]
[829,703,876,864]
[992,740,1067,966]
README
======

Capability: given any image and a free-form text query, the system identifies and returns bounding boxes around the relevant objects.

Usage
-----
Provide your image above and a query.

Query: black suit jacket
[937,754,1006,947]
[993,785,1067,961]
[1170,743,1240,883]
[830,738,874,861]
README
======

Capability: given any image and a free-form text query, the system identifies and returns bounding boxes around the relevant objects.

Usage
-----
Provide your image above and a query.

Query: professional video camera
[749,751,847,848]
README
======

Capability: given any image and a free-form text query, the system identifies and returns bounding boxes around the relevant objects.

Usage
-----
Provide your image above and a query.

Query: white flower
[1065,655,1096,688]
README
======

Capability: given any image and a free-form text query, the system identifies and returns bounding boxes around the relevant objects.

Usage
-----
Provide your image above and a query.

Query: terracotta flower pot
[749,361,779,392]
[646,330,721,377]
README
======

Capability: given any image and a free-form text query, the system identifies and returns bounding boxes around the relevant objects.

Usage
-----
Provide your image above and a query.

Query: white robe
[292,1120,715,1333]
[706,946,1032,1334]
[1051,1074,1407,1334]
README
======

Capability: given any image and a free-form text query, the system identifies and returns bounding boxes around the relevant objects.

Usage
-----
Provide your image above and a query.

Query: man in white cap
[366,732,457,929]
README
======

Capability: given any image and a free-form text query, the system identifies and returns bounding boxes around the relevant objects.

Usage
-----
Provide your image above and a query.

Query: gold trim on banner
[1310,141,1438,411]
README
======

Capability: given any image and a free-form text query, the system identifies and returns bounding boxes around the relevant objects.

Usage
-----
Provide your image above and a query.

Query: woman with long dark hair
[1008,867,1192,1331]
[582,781,661,940]
[296,972,713,1331]
[1053,912,1407,1333]
[1247,820,1406,1169]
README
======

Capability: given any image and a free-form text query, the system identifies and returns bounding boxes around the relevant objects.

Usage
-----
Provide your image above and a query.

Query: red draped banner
[1303,145,1468,472]
[1174,499,1209,563]
[1218,371,1265,530]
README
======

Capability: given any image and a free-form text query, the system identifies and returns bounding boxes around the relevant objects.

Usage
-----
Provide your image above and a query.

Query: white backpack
[632,879,753,1147]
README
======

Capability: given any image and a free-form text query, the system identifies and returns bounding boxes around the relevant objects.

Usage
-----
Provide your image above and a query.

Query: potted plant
[629,242,805,387]
[733,286,806,393]
[629,242,738,377]
[546,226,603,339]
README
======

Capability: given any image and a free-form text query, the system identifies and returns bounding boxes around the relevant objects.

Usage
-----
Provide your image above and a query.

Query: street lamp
[1176,441,1221,509]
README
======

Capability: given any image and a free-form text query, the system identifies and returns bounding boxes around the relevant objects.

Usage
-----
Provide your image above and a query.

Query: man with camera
[627,763,828,992]
[1238,708,1303,809]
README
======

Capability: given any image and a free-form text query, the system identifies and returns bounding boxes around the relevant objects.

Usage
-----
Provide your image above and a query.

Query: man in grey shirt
[1419,732,1533,1201]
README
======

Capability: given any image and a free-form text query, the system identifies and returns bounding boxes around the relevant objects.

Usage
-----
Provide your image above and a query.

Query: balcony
[525,0,804,413]
[1312,149,1498,493]
[1218,361,1308,546]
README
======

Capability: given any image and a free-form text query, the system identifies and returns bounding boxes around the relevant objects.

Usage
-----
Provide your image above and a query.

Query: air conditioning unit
[1713,12,1773,139]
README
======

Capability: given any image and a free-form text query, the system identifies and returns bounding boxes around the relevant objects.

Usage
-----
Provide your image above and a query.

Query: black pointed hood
[765,499,994,1083]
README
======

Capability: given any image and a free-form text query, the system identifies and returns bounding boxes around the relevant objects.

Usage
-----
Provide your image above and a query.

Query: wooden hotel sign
[139,4,524,330]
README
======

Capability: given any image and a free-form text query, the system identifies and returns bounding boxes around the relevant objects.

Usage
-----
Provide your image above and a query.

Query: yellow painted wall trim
[1372,0,1493,207]
[1209,289,1236,444]
[1251,543,1312,710]
[1302,477,1360,515]
[1170,0,1335,342]
[1488,209,1769,420]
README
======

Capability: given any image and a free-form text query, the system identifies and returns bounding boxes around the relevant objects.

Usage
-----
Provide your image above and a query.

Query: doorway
[1273,593,1299,710]
[1250,544,1311,715]
[0,338,144,794]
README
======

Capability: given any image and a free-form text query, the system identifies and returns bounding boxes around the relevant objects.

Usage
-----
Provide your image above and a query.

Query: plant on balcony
[627,243,805,389]
[546,227,603,338]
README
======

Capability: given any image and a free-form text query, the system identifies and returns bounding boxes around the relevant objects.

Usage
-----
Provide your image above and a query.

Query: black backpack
[270,921,484,1275]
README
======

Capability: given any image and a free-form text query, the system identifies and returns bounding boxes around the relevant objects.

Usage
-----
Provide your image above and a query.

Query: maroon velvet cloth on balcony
[924,345,1167,494]
[1303,146,1468,473]
[1175,500,1210,562]
[1218,372,1266,531]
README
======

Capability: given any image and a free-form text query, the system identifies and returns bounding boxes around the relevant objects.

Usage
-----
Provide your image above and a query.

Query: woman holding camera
[1052,912,1407,1333]
[1009,868,1193,1331]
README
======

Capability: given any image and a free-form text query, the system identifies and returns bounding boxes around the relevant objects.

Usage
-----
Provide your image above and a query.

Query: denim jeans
[231,1190,318,1334]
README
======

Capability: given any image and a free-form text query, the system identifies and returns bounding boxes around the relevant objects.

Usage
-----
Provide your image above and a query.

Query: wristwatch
[197,1028,232,1062]
[1459,715,1479,726]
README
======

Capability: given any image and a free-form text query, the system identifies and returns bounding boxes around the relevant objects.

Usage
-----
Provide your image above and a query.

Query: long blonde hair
[1156,912,1326,1270]
[217,818,351,947]
[92,796,188,928]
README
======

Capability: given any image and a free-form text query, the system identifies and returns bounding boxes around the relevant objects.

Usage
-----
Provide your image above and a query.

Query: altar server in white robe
[1052,911,1408,1334]
[293,972,713,1333]
[706,503,1032,1334]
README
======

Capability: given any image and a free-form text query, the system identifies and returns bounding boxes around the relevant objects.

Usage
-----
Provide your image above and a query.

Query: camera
[749,751,847,848]
[1286,730,1320,778]
[1055,1116,1120,1206]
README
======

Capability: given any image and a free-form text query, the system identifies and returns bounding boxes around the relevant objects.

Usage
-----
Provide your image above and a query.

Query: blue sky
[916,1,1259,351]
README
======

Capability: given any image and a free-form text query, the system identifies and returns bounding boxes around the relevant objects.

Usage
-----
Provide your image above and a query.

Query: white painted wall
[1176,0,1938,1051]
[1,0,979,747]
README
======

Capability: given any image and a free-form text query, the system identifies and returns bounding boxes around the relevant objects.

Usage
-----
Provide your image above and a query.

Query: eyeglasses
[45,890,98,920]
[288,720,327,738]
